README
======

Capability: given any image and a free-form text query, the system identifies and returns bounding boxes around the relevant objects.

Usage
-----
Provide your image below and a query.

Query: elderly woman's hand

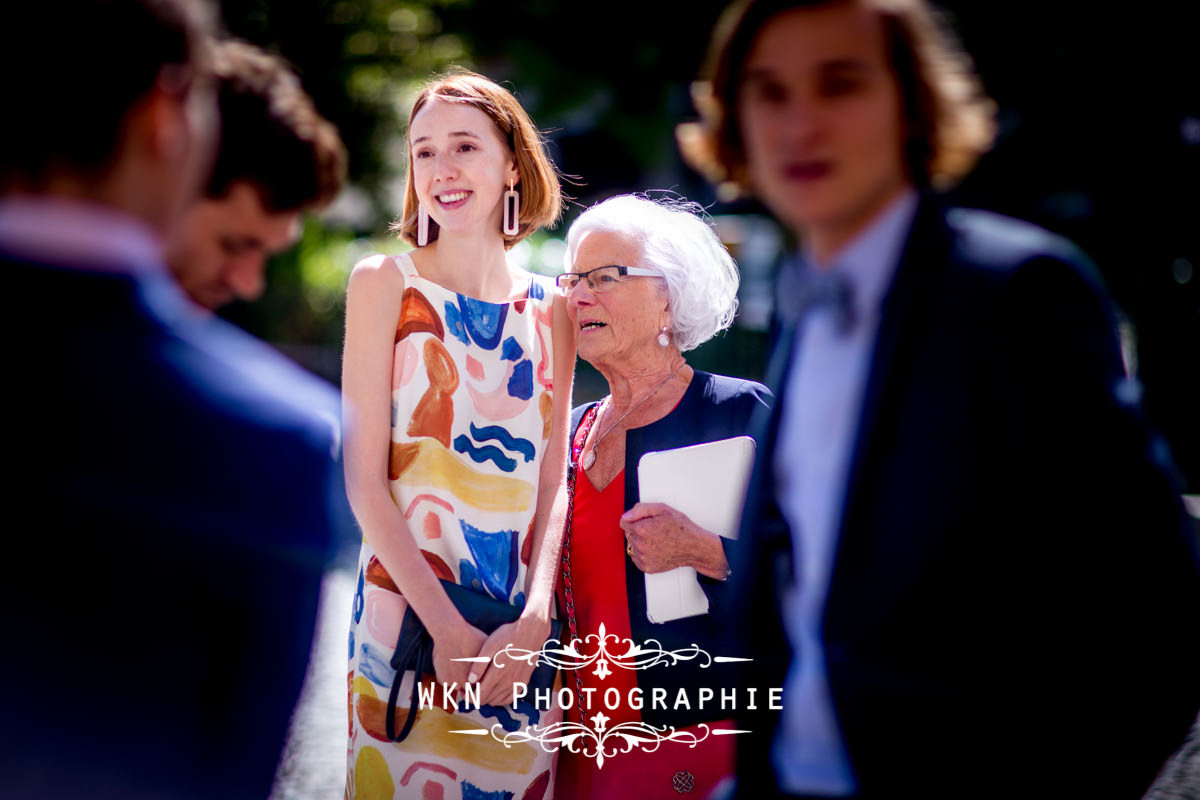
[619,502,731,580]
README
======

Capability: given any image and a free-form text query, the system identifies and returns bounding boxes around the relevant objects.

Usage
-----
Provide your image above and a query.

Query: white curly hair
[563,194,740,352]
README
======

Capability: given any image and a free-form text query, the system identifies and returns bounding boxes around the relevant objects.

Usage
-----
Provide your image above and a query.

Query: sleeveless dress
[347,253,561,800]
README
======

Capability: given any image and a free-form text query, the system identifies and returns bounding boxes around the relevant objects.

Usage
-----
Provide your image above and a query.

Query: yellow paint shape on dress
[406,707,537,774]
[390,439,534,512]
[353,675,379,699]
[354,746,395,800]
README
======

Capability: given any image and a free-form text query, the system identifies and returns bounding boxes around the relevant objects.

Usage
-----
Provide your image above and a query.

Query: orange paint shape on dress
[422,549,455,582]
[423,511,442,540]
[534,305,554,392]
[520,516,534,566]
[366,556,400,593]
[407,338,458,447]
[396,287,444,343]
[388,440,535,512]
[539,391,553,441]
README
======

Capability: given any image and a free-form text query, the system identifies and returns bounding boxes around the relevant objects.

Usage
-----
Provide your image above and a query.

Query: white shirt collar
[0,196,164,275]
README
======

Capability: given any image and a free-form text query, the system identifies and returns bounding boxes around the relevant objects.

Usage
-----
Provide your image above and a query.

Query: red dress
[554,406,735,800]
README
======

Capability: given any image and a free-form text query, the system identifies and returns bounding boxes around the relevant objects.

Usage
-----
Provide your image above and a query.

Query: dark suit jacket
[0,251,338,799]
[733,198,1200,799]
[568,369,772,727]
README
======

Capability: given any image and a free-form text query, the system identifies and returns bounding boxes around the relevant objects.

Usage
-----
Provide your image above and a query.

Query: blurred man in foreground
[168,39,346,310]
[0,2,338,797]
[681,0,1200,797]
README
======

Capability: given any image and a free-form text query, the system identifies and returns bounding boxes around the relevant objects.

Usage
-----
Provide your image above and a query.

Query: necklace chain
[583,363,683,470]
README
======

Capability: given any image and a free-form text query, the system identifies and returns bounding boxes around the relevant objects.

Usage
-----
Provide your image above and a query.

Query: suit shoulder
[943,207,1109,300]
[162,312,341,460]
[700,370,773,409]
[946,208,1089,267]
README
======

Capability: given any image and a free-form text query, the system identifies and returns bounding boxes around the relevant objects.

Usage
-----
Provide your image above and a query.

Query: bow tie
[777,260,856,334]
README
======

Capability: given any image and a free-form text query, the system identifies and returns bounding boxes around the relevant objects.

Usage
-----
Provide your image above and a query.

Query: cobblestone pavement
[1147,719,1200,800]
[270,567,355,800]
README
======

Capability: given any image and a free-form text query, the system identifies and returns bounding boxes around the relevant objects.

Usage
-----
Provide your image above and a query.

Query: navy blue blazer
[0,252,338,799]
[569,369,772,727]
[733,198,1200,799]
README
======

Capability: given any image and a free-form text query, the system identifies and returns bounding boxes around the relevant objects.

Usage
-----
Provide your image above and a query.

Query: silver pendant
[582,448,596,470]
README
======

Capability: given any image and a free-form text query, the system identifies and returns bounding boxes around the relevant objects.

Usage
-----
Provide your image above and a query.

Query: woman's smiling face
[408,98,518,238]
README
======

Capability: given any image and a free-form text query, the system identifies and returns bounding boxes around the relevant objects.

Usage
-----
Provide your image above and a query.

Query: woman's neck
[600,355,692,425]
[416,229,516,301]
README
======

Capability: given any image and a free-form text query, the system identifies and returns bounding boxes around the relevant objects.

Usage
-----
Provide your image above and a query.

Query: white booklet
[636,435,757,623]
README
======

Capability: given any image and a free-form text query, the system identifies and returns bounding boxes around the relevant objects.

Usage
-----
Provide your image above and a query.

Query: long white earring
[657,327,670,347]
[417,203,429,247]
[502,179,520,237]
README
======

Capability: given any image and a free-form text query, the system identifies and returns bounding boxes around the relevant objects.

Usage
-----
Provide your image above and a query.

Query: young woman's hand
[430,617,488,702]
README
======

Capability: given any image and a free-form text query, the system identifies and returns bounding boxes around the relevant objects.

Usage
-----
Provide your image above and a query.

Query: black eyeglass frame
[554,265,661,293]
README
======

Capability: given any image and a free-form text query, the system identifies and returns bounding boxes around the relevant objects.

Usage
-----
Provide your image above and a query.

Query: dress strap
[392,252,421,281]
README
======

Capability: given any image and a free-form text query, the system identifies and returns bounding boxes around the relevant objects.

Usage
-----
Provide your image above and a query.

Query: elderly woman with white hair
[553,194,771,800]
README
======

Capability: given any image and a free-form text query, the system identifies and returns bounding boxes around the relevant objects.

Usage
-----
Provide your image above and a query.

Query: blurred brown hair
[392,69,563,249]
[205,40,346,212]
[678,0,996,197]
[0,0,214,186]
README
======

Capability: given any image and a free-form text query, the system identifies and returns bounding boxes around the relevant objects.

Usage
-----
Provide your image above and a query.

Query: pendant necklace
[582,363,683,471]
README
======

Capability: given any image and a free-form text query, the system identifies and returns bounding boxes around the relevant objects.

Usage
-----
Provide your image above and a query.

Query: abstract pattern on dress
[347,253,559,800]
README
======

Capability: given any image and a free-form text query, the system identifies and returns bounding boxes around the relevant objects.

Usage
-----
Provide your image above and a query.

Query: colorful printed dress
[347,253,560,800]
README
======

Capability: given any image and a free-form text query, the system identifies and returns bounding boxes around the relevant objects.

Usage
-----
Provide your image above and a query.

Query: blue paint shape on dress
[513,696,542,726]
[477,702,528,733]
[460,521,518,600]
[469,422,536,462]
[453,434,518,472]
[358,641,398,687]
[459,559,485,595]
[507,359,533,401]
[353,565,365,624]
[529,280,545,300]
[444,301,470,346]
[461,780,514,800]
[458,295,508,350]
[501,336,523,361]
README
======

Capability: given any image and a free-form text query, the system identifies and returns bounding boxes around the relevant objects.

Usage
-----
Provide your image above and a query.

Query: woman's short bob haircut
[565,194,740,353]
[393,68,563,249]
[677,0,996,197]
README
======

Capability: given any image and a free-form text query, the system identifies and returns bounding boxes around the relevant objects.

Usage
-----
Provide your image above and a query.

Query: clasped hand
[431,612,551,708]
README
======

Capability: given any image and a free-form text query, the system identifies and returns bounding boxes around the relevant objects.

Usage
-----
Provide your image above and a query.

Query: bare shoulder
[347,253,407,298]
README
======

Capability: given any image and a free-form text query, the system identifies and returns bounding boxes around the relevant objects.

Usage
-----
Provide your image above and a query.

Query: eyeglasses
[554,265,660,294]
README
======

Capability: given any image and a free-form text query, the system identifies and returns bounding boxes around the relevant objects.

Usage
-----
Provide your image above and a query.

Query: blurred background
[218,3,1200,796]
[214,0,1200,494]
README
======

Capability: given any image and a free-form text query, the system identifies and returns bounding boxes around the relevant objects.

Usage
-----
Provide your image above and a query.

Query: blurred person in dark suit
[0,1,337,797]
[167,38,347,311]
[679,1,1200,797]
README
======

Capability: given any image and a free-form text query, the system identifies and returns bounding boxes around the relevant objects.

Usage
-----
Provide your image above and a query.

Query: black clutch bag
[385,578,562,742]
